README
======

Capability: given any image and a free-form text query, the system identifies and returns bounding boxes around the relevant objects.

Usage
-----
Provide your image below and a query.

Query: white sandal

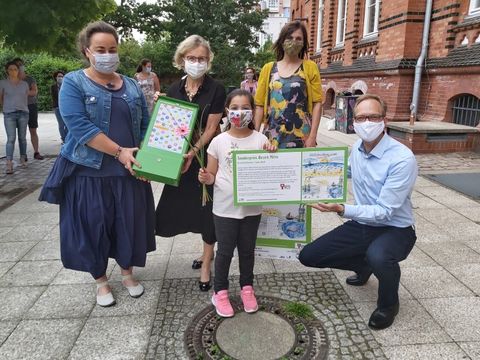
[122,274,144,298]
[96,281,116,307]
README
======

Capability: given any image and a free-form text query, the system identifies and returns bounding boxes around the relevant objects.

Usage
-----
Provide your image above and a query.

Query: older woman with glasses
[155,35,226,291]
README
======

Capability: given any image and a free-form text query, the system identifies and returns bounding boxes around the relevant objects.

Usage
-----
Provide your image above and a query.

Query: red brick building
[292,0,480,130]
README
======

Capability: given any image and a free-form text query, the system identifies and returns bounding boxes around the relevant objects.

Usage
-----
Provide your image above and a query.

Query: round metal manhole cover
[184,295,329,360]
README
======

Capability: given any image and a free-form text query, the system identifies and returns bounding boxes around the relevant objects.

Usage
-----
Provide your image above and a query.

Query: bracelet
[113,146,122,160]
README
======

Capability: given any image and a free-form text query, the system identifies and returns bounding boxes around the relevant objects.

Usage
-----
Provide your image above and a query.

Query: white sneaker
[96,281,116,307]
[122,274,144,298]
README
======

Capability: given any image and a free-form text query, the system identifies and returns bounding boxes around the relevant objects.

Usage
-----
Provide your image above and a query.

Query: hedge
[0,49,82,111]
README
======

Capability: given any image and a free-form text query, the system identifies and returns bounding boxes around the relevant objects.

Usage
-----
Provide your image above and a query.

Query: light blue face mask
[88,49,120,74]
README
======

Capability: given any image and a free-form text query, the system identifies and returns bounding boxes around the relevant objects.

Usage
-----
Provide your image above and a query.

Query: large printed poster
[255,204,311,260]
[233,147,348,260]
[233,147,348,205]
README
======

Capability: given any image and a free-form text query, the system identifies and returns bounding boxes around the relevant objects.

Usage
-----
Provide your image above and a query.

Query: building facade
[257,0,292,48]
[293,0,480,129]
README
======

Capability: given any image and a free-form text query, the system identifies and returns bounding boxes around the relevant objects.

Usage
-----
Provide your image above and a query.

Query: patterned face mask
[227,109,253,129]
[283,39,304,56]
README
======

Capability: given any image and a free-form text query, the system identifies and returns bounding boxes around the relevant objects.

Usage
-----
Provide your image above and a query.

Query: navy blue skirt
[39,156,156,278]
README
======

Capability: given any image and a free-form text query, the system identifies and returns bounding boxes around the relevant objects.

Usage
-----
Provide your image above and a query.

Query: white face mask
[87,49,120,74]
[184,60,208,79]
[353,120,385,143]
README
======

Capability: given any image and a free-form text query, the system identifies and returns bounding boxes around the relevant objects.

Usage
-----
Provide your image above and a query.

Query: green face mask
[283,39,304,56]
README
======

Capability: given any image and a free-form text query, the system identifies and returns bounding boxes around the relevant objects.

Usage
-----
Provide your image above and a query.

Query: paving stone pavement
[0,113,479,359]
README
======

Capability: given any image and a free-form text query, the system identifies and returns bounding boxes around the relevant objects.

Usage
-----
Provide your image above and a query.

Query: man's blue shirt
[343,134,417,227]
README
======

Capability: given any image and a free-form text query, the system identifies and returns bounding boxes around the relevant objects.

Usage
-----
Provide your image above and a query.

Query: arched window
[452,94,480,127]
[324,88,336,109]
[353,89,364,95]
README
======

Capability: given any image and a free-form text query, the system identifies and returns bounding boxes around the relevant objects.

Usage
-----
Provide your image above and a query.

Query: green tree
[152,0,267,85]
[0,0,116,54]
[252,40,276,70]
[105,0,267,86]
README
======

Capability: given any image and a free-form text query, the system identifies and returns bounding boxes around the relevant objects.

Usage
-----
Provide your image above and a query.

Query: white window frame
[316,0,324,52]
[336,0,348,46]
[363,0,380,38]
[268,0,279,12]
[469,0,480,15]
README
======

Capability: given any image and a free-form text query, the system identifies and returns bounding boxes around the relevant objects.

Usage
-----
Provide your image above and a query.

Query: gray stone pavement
[0,113,480,359]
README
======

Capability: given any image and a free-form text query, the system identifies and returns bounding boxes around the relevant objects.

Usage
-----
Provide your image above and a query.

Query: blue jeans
[4,111,29,160]
[299,220,416,308]
[54,107,67,142]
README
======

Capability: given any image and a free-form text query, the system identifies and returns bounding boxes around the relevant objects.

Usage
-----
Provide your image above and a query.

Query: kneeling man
[299,94,417,330]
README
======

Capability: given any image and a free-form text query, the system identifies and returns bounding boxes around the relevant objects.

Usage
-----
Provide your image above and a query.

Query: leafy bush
[0,49,82,111]
[24,53,82,111]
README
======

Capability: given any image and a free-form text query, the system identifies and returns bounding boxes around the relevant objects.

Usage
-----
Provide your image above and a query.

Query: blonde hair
[354,94,387,117]
[173,35,214,70]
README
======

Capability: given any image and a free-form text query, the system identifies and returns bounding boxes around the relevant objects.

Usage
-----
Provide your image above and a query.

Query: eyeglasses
[353,115,384,123]
[185,56,208,64]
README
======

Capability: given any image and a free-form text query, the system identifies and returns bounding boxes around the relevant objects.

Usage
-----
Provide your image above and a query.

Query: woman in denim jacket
[39,21,155,307]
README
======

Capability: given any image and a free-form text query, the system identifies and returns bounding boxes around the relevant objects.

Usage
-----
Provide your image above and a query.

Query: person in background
[254,21,323,149]
[155,35,226,292]
[51,71,67,143]
[240,67,257,96]
[134,58,160,115]
[39,21,155,307]
[13,58,44,160]
[0,61,29,174]
[299,94,418,330]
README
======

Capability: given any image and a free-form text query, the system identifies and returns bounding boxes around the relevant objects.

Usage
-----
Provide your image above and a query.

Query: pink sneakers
[212,290,234,317]
[240,286,259,313]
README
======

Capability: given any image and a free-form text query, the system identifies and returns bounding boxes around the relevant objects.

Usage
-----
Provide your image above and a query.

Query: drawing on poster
[257,204,307,241]
[147,103,195,153]
[301,150,345,201]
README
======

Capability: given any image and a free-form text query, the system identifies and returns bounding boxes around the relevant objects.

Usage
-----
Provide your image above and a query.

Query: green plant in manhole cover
[282,302,314,319]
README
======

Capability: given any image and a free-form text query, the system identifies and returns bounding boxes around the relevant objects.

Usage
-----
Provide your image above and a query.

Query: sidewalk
[0,113,479,359]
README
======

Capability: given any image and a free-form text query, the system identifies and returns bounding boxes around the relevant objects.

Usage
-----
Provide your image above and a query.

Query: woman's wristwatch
[337,204,345,217]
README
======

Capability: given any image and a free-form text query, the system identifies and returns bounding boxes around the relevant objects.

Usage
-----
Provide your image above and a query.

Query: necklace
[184,77,203,101]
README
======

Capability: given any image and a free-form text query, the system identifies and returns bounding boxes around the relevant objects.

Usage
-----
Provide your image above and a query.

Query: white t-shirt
[208,131,268,219]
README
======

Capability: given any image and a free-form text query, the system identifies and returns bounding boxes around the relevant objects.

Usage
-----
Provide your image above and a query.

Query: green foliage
[26,54,83,111]
[0,49,82,111]
[0,0,116,54]
[104,0,268,86]
[252,40,276,70]
[282,302,314,320]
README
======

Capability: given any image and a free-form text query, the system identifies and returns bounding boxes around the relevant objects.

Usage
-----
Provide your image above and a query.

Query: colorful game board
[147,102,195,154]
[133,96,199,186]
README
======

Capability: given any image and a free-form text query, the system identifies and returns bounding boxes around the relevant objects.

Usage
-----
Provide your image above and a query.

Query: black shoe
[34,152,44,160]
[199,280,211,292]
[192,259,203,269]
[368,303,399,330]
[346,270,372,286]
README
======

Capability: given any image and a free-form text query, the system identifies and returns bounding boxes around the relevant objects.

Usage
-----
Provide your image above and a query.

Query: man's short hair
[354,94,387,117]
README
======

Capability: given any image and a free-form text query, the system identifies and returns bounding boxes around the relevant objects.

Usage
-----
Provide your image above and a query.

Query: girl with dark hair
[198,89,276,317]
[134,59,160,115]
[254,21,323,149]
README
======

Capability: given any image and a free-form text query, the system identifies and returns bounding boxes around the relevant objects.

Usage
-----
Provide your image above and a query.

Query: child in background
[198,89,276,317]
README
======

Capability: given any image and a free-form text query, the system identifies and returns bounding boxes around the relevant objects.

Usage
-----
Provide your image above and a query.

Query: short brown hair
[272,21,309,61]
[78,21,118,58]
[354,94,387,117]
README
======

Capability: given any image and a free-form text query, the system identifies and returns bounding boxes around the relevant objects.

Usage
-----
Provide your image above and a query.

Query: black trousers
[299,220,416,308]
[213,214,261,293]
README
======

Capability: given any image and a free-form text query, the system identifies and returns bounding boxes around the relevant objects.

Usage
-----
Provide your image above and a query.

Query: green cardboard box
[133,96,199,186]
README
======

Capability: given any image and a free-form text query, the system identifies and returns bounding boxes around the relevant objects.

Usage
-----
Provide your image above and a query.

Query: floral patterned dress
[264,63,311,148]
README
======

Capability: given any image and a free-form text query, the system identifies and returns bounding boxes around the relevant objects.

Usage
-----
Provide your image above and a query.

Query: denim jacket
[59,70,149,169]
